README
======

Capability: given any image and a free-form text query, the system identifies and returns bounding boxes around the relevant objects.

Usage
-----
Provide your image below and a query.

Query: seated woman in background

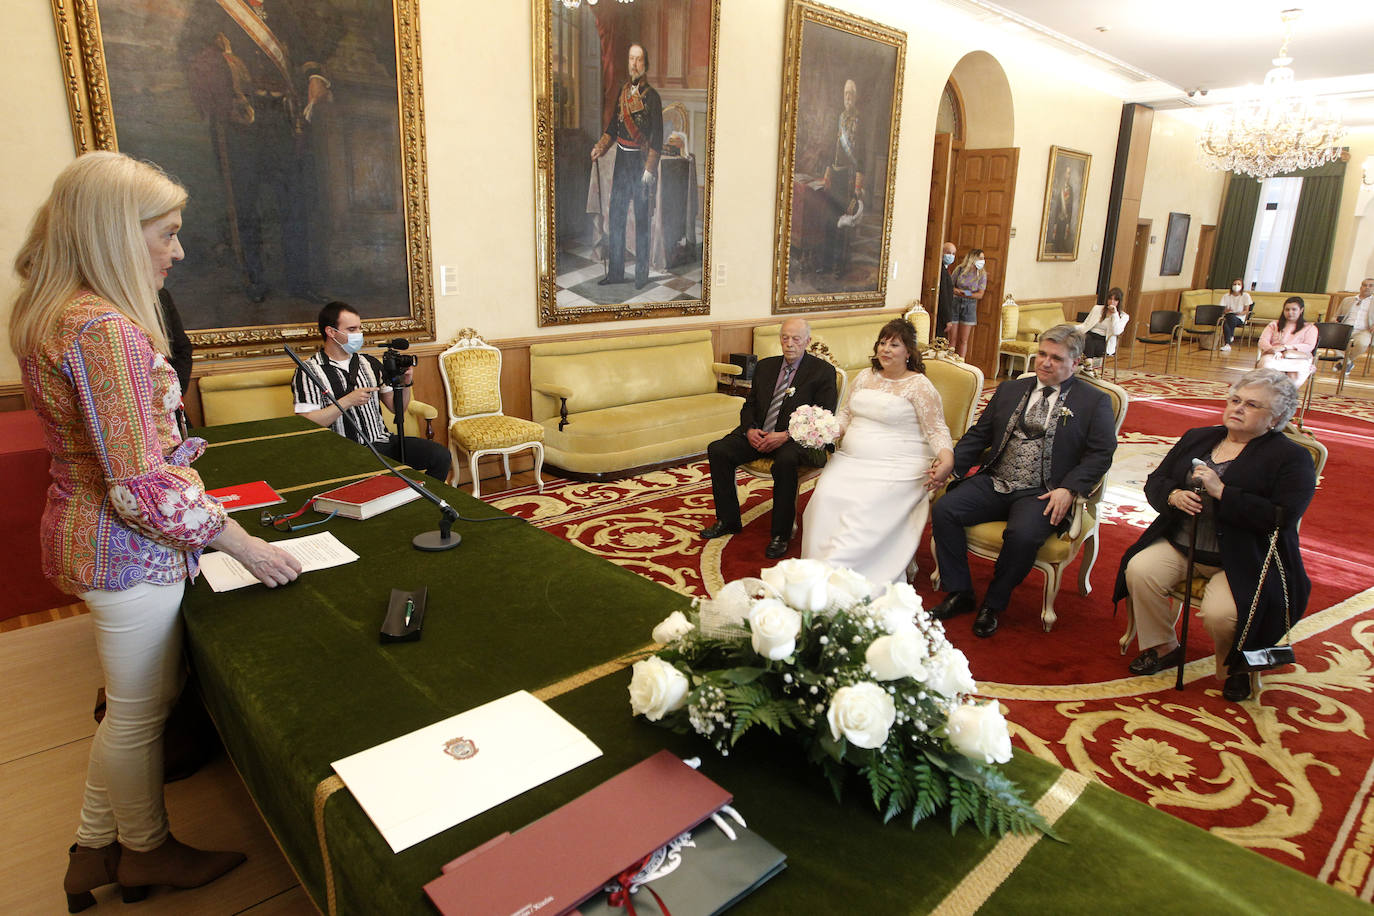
[802,319,954,584]
[1218,277,1252,351]
[1257,296,1318,386]
[1112,369,1313,701]
[1075,286,1129,371]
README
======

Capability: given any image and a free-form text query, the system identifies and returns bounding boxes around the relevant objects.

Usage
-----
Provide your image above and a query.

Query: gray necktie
[1025,386,1053,435]
[763,361,797,432]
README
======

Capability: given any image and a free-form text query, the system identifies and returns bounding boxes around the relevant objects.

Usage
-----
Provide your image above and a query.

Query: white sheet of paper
[198,531,360,592]
[331,690,602,853]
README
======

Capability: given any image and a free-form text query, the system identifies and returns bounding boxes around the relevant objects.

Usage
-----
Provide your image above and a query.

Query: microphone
[283,344,461,552]
[379,338,410,350]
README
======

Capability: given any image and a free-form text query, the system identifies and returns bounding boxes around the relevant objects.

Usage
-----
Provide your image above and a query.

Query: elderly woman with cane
[1112,369,1314,701]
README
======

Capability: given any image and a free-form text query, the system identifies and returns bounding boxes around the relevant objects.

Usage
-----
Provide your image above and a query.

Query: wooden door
[922,133,953,334]
[1192,224,1217,290]
[948,147,1019,377]
[1127,221,1151,333]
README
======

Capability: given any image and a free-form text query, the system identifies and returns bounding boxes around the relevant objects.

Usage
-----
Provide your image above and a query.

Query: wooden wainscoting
[0,381,26,413]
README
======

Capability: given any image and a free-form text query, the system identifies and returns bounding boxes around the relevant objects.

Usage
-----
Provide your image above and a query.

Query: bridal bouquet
[787,404,841,462]
[629,560,1050,837]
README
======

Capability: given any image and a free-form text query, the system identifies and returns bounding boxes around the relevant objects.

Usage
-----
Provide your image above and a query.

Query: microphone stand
[285,345,460,552]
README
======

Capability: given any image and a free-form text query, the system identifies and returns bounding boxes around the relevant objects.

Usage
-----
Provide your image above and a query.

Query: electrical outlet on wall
[715,262,727,285]
[439,266,458,296]
[890,259,898,280]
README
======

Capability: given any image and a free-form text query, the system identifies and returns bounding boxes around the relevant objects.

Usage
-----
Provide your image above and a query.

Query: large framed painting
[1160,211,1191,277]
[533,0,719,326]
[772,1,905,314]
[1037,145,1091,262]
[51,0,433,356]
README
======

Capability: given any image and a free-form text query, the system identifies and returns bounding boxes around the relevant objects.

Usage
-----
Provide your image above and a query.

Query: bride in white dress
[801,320,955,583]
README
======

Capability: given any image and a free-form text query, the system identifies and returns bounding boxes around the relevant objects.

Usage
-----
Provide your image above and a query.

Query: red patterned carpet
[493,370,1374,898]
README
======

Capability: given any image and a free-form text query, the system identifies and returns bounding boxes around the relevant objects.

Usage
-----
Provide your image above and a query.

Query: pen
[404,597,414,628]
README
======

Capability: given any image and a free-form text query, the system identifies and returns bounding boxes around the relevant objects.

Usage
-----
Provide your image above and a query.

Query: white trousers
[1125,539,1237,680]
[1350,329,1371,360]
[76,580,186,851]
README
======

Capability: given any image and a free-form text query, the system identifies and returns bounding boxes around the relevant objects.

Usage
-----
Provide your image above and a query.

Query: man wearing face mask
[1217,278,1252,352]
[936,241,957,341]
[291,301,451,480]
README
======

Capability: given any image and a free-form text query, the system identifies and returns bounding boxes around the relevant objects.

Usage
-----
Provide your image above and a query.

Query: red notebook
[206,480,284,513]
[312,474,422,520]
[425,751,732,916]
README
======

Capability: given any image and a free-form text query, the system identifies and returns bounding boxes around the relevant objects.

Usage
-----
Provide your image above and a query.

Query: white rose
[699,578,774,631]
[947,700,1013,765]
[927,647,977,701]
[651,610,694,644]
[747,599,802,660]
[760,558,831,612]
[826,682,897,749]
[825,567,873,611]
[628,657,689,722]
[865,630,929,682]
[869,582,923,633]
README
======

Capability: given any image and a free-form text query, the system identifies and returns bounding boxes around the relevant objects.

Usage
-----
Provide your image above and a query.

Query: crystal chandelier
[1197,9,1344,180]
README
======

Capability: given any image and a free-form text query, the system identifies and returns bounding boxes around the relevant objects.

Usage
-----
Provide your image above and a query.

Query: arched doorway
[923,52,1017,377]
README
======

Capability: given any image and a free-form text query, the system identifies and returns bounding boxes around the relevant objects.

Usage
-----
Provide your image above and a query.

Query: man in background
[1340,277,1373,375]
[937,240,956,340]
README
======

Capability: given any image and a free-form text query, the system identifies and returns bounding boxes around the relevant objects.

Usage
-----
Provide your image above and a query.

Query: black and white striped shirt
[292,350,392,445]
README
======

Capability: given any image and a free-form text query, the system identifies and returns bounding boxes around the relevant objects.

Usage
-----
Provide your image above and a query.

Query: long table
[184,418,1365,915]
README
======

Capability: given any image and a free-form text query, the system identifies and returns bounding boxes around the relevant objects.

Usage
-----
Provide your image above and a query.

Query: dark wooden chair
[1178,305,1225,362]
[1130,309,1182,373]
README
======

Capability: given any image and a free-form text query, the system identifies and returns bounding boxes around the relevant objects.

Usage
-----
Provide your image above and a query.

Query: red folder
[425,751,731,916]
[206,480,284,512]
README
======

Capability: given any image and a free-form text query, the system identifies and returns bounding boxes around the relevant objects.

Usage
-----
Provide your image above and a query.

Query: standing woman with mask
[11,152,301,910]
[949,248,987,360]
[1218,277,1252,352]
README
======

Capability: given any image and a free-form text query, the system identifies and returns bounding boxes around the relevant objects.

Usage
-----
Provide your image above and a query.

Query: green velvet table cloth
[183,419,1365,915]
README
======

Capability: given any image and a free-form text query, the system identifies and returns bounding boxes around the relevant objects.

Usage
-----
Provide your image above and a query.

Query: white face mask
[974,259,985,270]
[1232,285,1242,293]
[334,329,364,355]
[942,252,954,266]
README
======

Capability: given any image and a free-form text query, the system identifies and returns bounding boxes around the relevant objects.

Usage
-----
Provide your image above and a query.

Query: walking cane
[1175,459,1207,691]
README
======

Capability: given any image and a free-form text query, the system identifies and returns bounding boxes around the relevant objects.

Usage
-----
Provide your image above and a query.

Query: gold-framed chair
[931,371,1130,632]
[1117,423,1327,656]
[439,328,544,499]
[740,337,846,532]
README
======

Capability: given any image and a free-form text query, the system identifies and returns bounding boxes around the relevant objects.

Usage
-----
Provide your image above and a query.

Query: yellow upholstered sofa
[753,313,898,385]
[998,299,1067,377]
[529,330,743,477]
[1180,288,1317,340]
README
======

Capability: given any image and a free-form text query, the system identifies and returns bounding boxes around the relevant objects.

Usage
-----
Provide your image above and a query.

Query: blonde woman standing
[11,152,300,911]
[949,248,987,359]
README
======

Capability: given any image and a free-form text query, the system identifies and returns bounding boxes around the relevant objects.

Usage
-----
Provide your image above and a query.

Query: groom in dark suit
[929,324,1117,637]
[701,318,839,558]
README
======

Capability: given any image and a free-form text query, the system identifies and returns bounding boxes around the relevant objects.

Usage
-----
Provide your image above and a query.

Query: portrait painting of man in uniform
[1037,145,1091,262]
[53,0,433,354]
[772,1,905,314]
[534,0,720,327]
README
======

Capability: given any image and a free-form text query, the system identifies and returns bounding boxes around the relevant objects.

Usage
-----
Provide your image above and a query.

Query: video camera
[379,338,418,387]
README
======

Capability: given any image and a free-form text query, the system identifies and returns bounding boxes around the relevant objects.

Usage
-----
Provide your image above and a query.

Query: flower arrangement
[787,404,841,463]
[629,560,1050,837]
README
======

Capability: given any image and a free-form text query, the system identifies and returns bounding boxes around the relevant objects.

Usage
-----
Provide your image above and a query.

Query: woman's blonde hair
[9,151,186,358]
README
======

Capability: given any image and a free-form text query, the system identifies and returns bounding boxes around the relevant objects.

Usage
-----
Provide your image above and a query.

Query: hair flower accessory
[627,560,1051,838]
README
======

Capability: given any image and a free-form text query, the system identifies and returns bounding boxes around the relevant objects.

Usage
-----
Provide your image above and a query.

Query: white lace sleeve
[907,374,954,454]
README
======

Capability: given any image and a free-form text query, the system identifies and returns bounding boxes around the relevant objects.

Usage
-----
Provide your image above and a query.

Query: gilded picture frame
[532,0,719,327]
[1037,145,1091,262]
[50,0,433,357]
[772,0,905,314]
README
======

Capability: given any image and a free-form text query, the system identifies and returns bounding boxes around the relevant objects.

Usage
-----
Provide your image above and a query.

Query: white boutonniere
[1057,405,1074,426]
[786,386,796,397]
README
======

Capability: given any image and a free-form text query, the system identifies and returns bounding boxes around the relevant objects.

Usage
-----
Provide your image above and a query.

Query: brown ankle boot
[63,842,121,913]
[116,834,246,902]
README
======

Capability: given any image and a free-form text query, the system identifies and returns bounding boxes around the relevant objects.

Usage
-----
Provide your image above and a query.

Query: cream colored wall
[1330,128,1374,292]
[0,0,1334,386]
[1136,112,1226,292]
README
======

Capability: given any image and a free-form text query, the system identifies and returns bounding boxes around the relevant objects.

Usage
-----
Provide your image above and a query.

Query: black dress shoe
[1128,645,1184,676]
[930,590,975,621]
[597,274,626,286]
[765,536,790,559]
[698,520,741,540]
[1222,672,1252,701]
[972,606,1000,638]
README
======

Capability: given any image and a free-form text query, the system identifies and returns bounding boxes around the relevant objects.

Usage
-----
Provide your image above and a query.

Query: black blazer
[737,352,839,435]
[1113,426,1315,664]
[937,265,954,330]
[951,374,1117,498]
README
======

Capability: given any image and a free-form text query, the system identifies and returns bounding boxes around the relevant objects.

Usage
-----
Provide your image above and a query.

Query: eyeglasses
[1226,395,1273,413]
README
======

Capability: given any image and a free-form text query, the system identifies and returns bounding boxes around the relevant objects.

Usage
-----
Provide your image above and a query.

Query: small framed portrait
[772,0,906,313]
[1037,146,1091,262]
[1160,212,1191,277]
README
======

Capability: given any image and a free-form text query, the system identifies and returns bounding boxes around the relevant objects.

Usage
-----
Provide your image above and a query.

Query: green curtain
[1208,174,1260,288]
[1281,159,1348,292]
